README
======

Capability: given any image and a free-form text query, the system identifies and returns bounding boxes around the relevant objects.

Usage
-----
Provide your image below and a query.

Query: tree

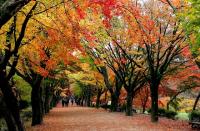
[119,0,187,121]
[134,85,150,113]
[0,2,37,130]
[0,0,73,128]
[85,49,123,111]
[179,0,200,68]
[165,61,200,110]
[167,76,200,110]
[15,2,83,125]
[80,6,147,115]
[68,62,106,107]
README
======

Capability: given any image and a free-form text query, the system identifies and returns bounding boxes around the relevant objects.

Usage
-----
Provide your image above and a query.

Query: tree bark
[126,91,133,116]
[111,94,118,111]
[31,82,43,126]
[111,78,122,112]
[0,0,30,28]
[1,95,17,131]
[44,86,50,113]
[4,111,17,131]
[86,87,91,107]
[150,82,159,122]
[142,97,148,113]
[0,72,25,131]
[96,89,102,108]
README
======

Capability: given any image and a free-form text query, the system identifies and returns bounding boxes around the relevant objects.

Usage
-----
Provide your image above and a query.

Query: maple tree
[15,7,81,125]
[1,0,200,130]
[119,0,187,122]
[0,2,37,130]
[68,62,106,107]
[85,50,122,111]
[0,0,82,128]
[134,85,150,113]
[80,0,146,116]
[165,62,200,110]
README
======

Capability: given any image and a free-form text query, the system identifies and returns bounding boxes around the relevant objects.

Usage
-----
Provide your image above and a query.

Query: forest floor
[26,103,194,131]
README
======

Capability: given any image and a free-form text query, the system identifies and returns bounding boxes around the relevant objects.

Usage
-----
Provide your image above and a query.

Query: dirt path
[27,103,192,131]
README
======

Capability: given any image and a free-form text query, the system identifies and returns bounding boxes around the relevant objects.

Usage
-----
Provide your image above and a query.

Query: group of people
[61,95,75,107]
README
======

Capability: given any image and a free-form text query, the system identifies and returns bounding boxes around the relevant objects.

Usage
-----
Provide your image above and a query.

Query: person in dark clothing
[70,95,74,105]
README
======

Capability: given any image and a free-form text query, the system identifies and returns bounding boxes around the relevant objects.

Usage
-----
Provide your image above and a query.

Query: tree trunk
[50,95,57,108]
[44,87,50,113]
[4,110,17,131]
[142,97,148,113]
[104,90,107,103]
[150,82,159,122]
[31,83,43,126]
[96,89,102,108]
[126,91,133,116]
[44,86,50,114]
[111,80,122,112]
[0,73,25,131]
[81,97,84,106]
[86,87,91,107]
[0,0,30,29]
[193,92,200,111]
[111,94,118,112]
[167,101,170,110]
[142,104,146,113]
[195,60,200,69]
[1,96,17,131]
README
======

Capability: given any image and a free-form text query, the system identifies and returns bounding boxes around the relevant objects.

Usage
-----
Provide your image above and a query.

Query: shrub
[158,108,166,116]
[0,119,7,131]
[189,110,200,121]
[175,112,189,120]
[147,108,177,119]
[147,108,151,113]
[20,107,32,122]
[165,110,177,119]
